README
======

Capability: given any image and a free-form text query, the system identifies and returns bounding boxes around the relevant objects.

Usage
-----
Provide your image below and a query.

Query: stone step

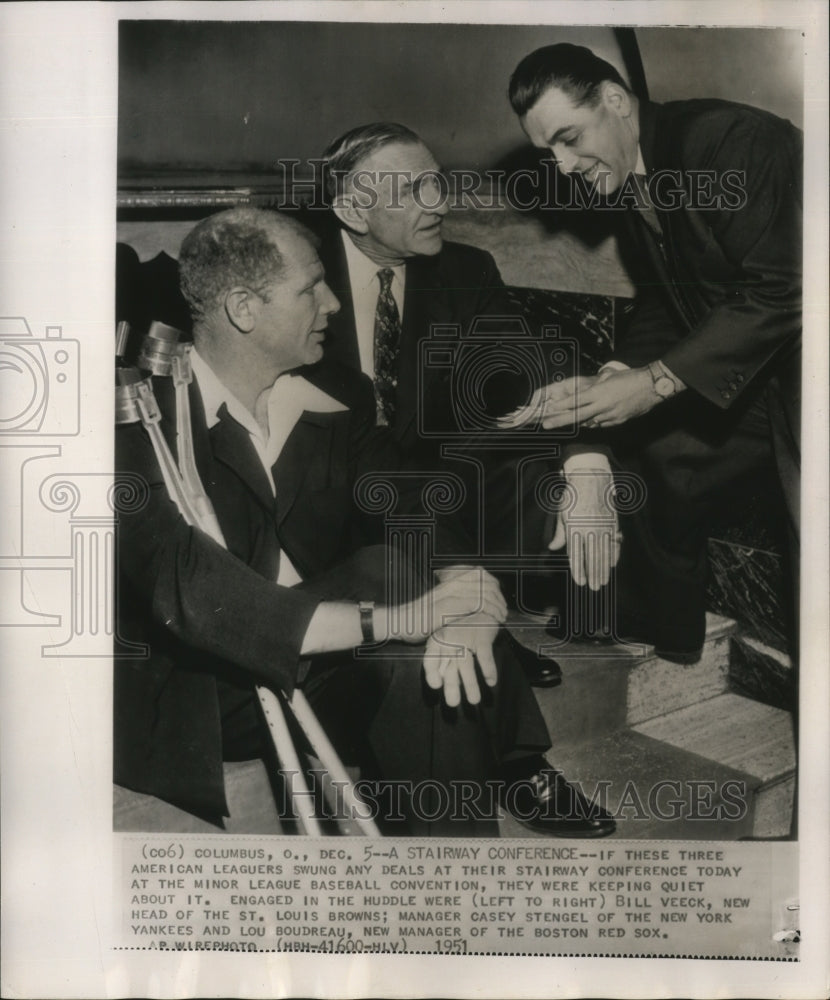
[500,692,794,840]
[499,729,756,840]
[634,693,795,839]
[507,612,736,752]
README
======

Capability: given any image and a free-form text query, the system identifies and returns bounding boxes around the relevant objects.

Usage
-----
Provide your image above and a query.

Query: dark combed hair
[509,43,630,117]
[178,207,315,324]
[321,121,423,200]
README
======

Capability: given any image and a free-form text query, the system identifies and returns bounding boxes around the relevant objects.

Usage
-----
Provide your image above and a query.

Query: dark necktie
[373,268,401,427]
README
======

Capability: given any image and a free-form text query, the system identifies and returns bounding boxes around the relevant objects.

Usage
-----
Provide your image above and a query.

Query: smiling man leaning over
[504,43,802,662]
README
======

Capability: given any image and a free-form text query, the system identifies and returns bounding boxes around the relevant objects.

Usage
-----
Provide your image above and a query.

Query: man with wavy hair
[505,43,801,662]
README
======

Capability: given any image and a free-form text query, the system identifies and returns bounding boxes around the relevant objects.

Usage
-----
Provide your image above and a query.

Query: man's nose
[552,145,579,174]
[421,175,449,216]
[320,283,340,316]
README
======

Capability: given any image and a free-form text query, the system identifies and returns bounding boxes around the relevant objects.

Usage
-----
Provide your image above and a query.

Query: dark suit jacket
[617,99,802,409]
[114,360,393,819]
[316,223,509,456]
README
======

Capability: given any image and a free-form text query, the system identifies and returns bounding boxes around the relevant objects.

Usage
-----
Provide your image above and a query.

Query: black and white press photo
[2,3,827,998]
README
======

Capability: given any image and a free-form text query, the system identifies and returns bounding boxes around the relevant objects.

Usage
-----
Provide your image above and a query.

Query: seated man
[312,121,619,652]
[114,206,615,838]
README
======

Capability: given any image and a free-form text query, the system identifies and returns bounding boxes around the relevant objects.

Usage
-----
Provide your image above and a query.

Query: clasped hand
[498,368,658,431]
[391,566,504,708]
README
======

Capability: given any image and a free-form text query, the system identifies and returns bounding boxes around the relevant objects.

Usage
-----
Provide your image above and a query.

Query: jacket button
[728,381,737,391]
[721,390,732,400]
[736,373,745,383]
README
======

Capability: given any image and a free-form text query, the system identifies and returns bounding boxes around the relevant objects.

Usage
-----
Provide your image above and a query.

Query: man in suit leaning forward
[114,206,615,838]
[504,44,801,661]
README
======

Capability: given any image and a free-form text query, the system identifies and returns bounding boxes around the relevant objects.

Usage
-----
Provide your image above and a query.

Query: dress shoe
[503,628,562,687]
[502,757,616,837]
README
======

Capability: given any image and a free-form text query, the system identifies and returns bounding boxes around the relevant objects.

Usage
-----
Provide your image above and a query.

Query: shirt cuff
[563,452,613,475]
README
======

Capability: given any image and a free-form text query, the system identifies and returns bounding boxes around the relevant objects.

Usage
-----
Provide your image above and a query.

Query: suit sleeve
[659,117,802,408]
[116,420,321,696]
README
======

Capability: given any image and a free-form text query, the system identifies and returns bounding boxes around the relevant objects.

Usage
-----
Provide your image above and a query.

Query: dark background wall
[118,23,630,175]
[636,27,803,126]
[118,21,802,177]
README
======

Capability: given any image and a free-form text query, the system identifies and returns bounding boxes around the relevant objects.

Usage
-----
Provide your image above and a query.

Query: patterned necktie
[373,268,401,427]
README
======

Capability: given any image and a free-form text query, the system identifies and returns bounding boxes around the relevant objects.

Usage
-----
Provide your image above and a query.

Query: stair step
[500,729,757,840]
[503,692,794,840]
[508,613,736,751]
[634,692,795,838]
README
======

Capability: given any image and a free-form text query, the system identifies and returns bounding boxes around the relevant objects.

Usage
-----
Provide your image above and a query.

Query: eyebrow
[546,125,578,145]
[410,166,445,189]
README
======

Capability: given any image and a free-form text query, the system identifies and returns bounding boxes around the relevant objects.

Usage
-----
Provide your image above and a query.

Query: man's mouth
[582,163,601,183]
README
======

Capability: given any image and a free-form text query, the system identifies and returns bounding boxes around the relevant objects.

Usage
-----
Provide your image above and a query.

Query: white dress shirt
[190,349,347,586]
[341,230,405,379]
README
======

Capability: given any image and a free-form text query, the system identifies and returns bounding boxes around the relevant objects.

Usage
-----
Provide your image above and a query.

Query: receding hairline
[181,209,318,261]
[331,137,434,190]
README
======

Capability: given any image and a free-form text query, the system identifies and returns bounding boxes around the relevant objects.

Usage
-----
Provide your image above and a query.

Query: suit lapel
[208,403,275,513]
[272,411,335,527]
[318,227,361,370]
[397,254,452,443]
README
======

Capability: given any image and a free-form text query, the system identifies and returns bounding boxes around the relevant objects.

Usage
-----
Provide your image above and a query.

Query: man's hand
[384,566,507,645]
[549,468,621,590]
[499,368,663,431]
[497,376,597,429]
[560,367,662,429]
[422,613,499,707]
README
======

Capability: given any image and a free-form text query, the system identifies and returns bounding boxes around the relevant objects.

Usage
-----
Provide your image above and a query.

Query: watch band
[648,360,678,399]
[358,601,375,644]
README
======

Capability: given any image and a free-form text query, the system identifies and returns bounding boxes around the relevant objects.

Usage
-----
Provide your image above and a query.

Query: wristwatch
[648,361,679,399]
[358,601,375,644]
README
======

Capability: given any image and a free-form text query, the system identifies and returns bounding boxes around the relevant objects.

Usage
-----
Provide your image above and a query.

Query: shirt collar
[190,347,262,437]
[341,230,406,290]
[190,346,348,485]
[634,145,646,177]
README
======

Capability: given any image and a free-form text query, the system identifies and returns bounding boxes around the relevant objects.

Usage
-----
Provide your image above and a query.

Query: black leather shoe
[502,759,616,837]
[503,629,562,687]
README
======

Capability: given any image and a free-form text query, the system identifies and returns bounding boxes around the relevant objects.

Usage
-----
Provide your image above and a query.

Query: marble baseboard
[706,537,790,652]
[729,634,796,713]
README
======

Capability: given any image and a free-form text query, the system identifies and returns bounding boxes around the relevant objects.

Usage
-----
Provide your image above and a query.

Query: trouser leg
[611,390,777,654]
[298,546,551,835]
[304,629,551,836]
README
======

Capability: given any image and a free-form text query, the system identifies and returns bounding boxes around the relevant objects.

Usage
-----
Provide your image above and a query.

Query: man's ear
[332,192,369,235]
[224,286,257,333]
[602,81,633,119]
